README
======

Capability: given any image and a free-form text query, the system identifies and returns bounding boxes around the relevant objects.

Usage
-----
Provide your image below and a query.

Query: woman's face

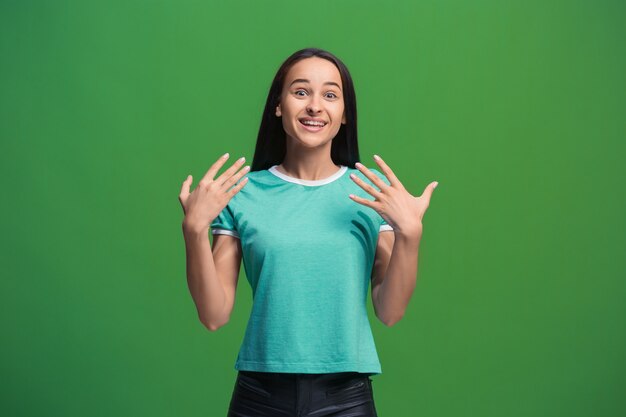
[276,57,346,149]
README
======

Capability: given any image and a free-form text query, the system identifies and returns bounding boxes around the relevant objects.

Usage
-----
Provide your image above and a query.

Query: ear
[275,103,281,117]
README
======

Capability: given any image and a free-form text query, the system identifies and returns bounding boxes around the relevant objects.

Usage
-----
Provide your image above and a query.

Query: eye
[294,89,307,96]
[325,92,338,99]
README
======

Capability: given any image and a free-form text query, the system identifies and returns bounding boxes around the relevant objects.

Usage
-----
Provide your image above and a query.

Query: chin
[288,127,340,148]
[294,136,332,148]
[283,130,324,147]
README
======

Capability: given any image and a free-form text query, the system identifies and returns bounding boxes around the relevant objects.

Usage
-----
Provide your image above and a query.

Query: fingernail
[223,152,229,158]
[434,182,439,188]
[373,154,381,161]
[238,156,245,162]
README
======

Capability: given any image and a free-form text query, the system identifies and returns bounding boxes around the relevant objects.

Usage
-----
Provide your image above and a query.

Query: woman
[179,47,438,417]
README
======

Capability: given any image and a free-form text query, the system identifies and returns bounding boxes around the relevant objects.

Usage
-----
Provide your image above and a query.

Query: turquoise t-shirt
[210,164,393,375]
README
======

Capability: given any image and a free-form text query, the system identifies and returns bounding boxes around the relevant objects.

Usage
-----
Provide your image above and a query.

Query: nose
[306,95,322,114]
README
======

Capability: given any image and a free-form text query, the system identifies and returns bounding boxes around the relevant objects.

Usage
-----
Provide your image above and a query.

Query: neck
[277,143,340,181]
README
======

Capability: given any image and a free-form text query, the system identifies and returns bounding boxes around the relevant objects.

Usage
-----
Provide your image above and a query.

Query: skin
[274,57,347,180]
[351,156,438,326]
[179,154,249,330]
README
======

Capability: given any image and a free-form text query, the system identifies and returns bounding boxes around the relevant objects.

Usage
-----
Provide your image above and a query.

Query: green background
[2,0,624,416]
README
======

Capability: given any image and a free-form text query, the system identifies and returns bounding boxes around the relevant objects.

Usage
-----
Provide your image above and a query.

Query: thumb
[422,181,438,202]
[179,175,192,201]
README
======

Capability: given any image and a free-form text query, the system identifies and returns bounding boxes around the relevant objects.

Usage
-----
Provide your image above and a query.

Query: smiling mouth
[298,118,327,131]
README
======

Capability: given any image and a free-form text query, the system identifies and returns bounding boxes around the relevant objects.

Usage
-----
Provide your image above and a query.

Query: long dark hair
[250,47,361,172]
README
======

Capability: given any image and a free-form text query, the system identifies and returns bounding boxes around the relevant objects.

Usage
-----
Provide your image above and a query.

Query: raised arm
[178,153,249,330]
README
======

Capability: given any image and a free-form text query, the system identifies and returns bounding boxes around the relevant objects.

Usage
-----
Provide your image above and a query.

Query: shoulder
[237,168,270,187]
[229,168,274,203]
[245,169,268,179]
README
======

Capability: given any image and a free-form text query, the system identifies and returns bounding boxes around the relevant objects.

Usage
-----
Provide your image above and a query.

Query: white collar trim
[269,165,348,186]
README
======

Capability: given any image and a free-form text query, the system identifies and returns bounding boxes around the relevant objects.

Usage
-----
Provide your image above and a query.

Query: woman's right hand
[179,153,250,233]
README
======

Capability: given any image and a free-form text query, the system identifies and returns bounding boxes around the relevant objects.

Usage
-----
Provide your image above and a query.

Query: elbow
[200,315,228,332]
[379,312,404,327]
[205,322,221,332]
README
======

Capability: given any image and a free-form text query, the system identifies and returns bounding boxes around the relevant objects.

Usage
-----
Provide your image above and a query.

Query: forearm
[182,221,226,329]
[376,232,421,326]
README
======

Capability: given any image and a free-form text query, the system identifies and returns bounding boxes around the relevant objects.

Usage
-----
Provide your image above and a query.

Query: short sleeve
[210,205,240,239]
[370,168,394,233]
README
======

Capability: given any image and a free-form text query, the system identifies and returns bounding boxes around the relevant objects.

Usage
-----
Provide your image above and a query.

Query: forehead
[284,57,342,88]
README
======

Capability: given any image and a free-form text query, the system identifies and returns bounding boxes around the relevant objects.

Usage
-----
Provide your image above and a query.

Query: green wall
[2,1,624,416]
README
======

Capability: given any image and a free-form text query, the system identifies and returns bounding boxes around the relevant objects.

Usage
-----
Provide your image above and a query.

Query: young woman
[179,47,438,417]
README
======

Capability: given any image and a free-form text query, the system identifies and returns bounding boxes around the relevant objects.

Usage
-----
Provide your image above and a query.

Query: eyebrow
[289,78,342,90]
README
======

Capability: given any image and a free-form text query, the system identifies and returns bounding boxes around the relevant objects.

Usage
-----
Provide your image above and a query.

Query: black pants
[227,370,378,417]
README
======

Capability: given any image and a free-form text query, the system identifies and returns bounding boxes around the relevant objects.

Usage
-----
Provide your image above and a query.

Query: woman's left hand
[349,155,438,240]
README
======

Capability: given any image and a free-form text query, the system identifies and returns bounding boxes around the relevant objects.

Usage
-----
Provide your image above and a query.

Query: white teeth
[301,120,325,127]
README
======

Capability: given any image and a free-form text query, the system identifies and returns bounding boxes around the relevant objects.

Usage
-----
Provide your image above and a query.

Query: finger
[223,164,251,190]
[228,176,249,198]
[179,174,192,201]
[178,174,193,210]
[200,152,231,184]
[354,162,388,191]
[372,154,402,188]
[349,172,384,200]
[348,193,380,210]
[215,156,247,188]
[421,181,438,205]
